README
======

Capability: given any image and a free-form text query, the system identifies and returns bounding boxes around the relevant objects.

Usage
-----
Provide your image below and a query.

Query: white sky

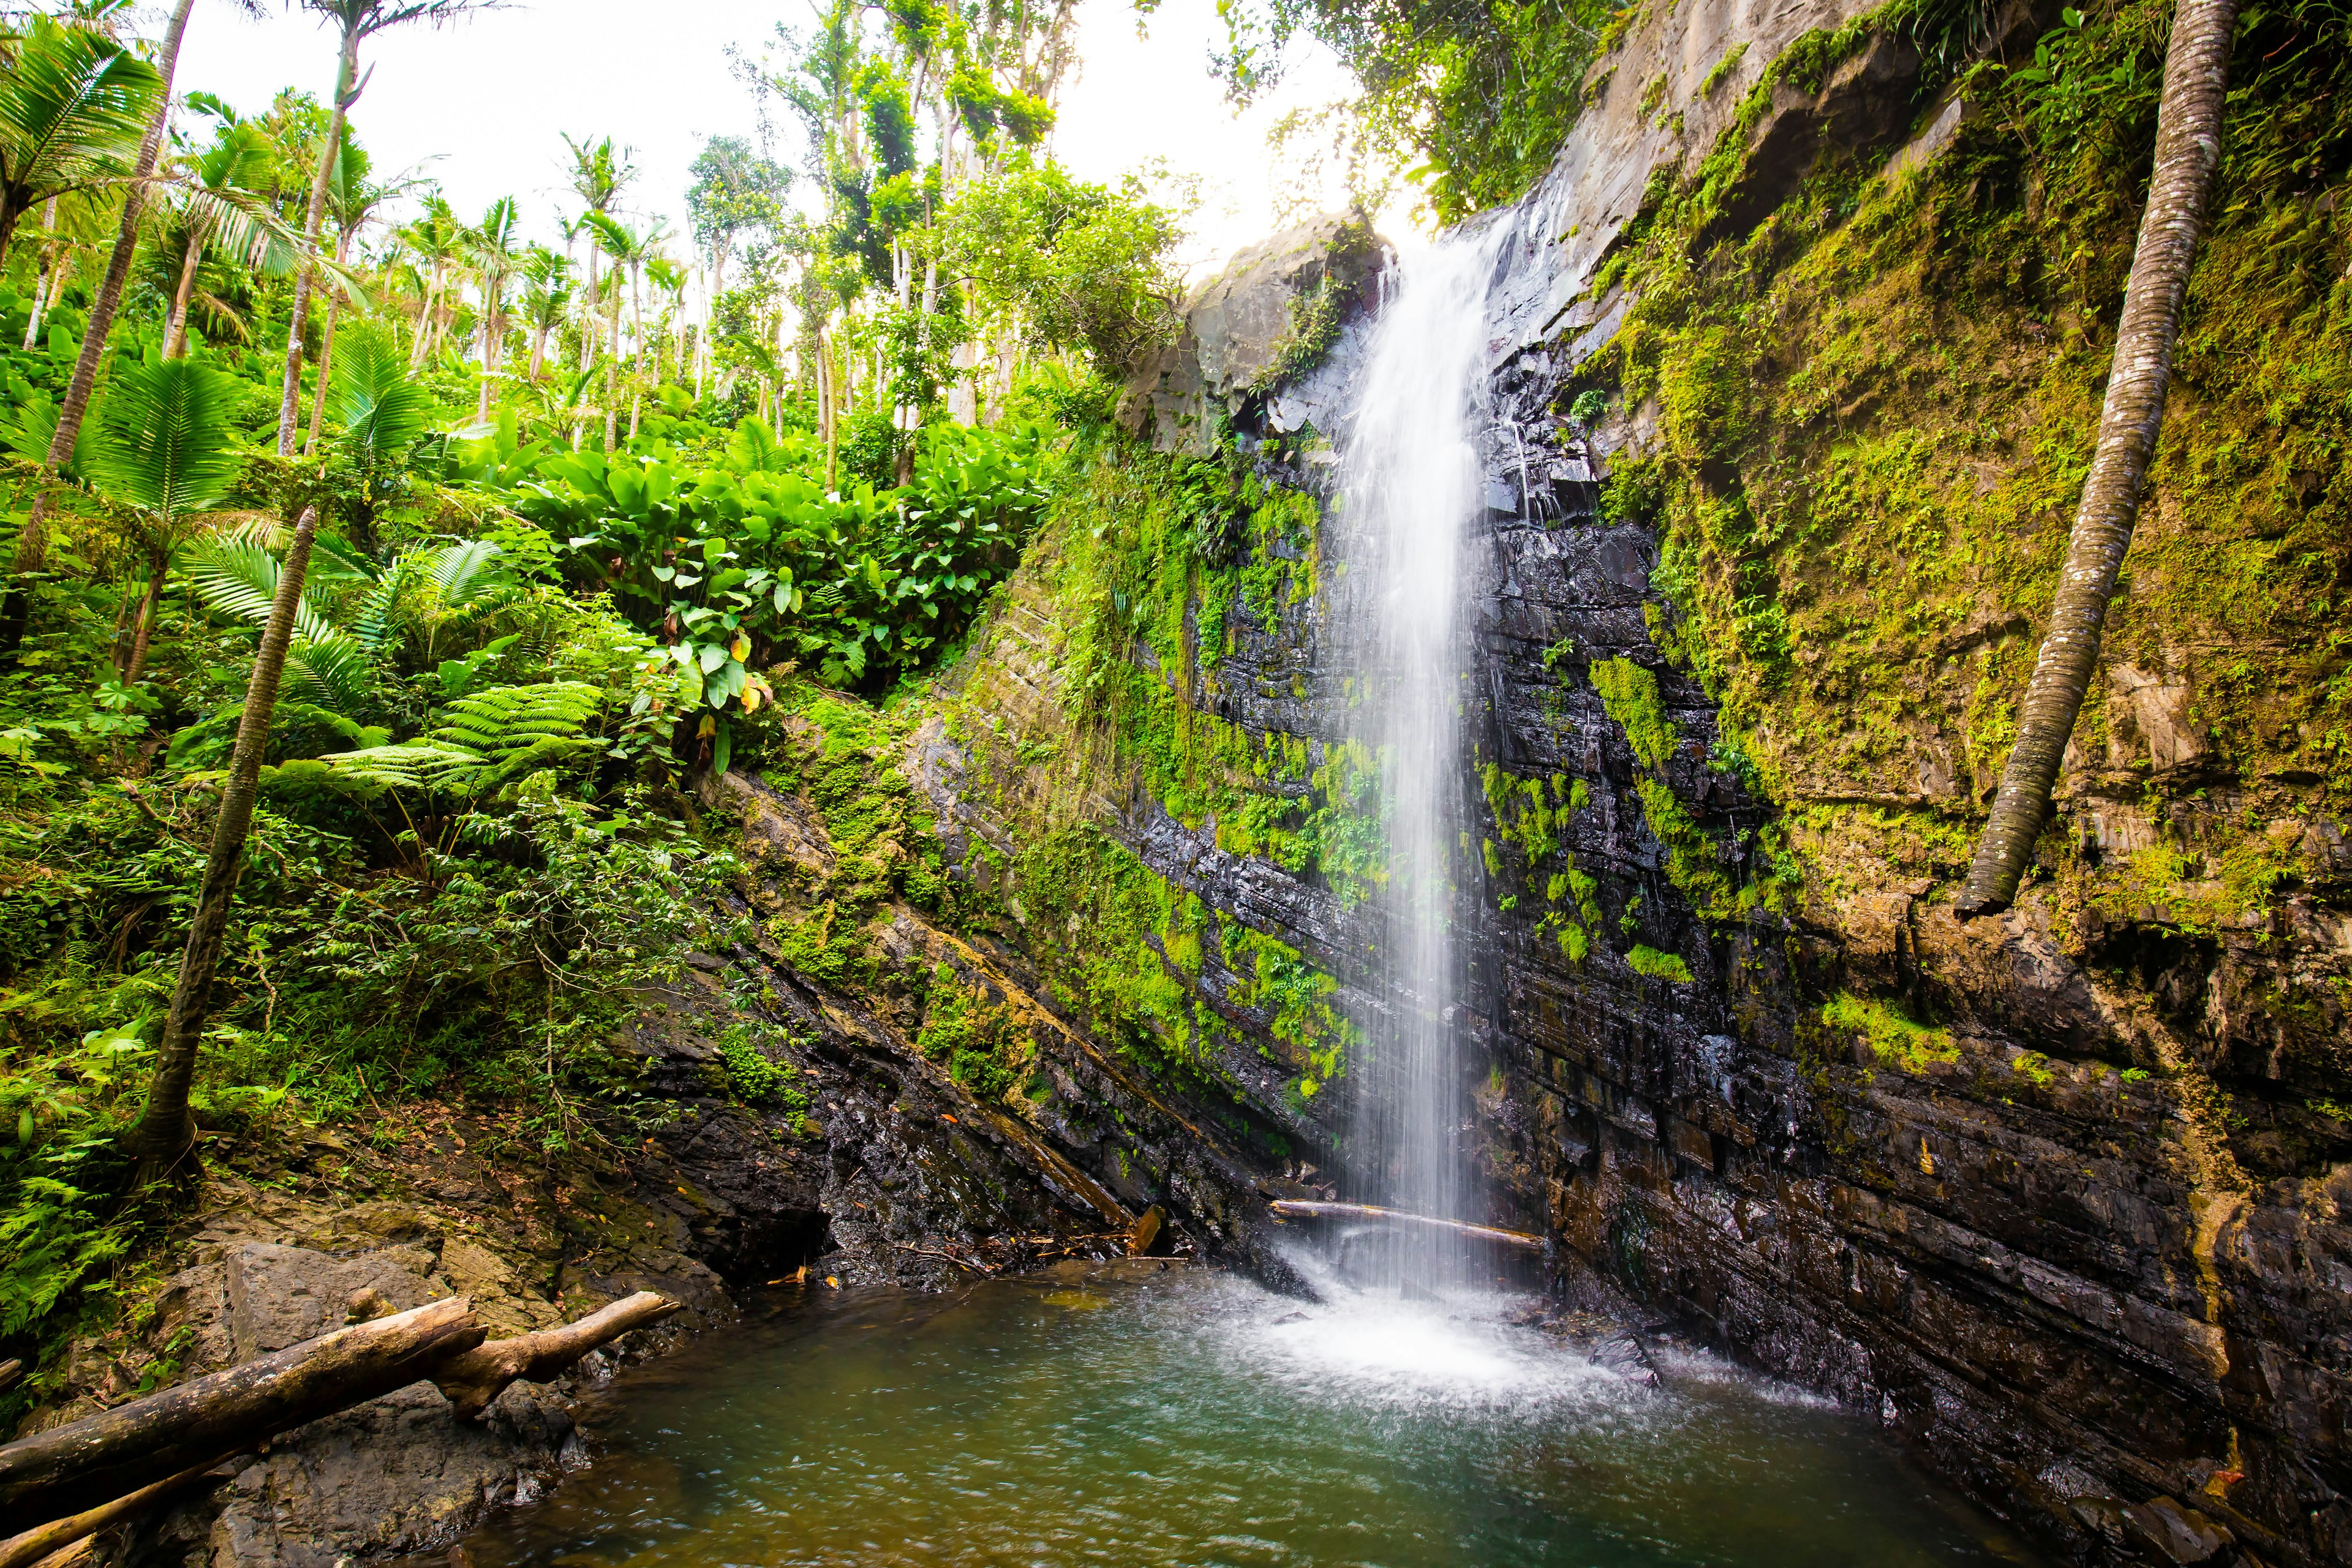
[162,0,1387,279]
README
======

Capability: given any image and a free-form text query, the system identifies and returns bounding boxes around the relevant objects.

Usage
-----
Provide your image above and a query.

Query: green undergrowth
[1577,0,2352,978]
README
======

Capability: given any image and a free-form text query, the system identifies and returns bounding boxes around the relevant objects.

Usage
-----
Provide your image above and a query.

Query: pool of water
[457,1258,2041,1568]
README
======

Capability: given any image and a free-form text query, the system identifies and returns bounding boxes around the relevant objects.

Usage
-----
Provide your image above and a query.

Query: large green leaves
[85,358,243,526]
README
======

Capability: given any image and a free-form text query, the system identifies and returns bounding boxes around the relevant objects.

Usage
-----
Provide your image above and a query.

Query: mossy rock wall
[888,0,2352,1559]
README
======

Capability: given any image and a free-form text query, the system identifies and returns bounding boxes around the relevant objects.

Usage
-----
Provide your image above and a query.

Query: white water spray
[1338,231,1502,1288]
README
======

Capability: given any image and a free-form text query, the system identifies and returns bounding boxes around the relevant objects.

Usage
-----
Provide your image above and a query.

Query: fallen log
[0,1457,232,1568]
[1268,1200,1544,1250]
[0,1297,483,1526]
[430,1292,679,1420]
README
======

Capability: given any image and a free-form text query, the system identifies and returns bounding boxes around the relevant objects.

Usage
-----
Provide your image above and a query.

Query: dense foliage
[0,0,1174,1401]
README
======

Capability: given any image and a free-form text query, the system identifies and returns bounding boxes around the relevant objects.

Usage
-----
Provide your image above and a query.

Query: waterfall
[1337,230,1501,1291]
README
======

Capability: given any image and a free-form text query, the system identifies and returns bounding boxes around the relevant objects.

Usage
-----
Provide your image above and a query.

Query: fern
[279,682,605,802]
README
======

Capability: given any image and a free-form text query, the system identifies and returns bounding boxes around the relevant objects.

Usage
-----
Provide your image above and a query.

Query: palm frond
[0,20,160,195]
[330,319,431,464]
[178,537,342,644]
[279,635,375,715]
[84,358,241,524]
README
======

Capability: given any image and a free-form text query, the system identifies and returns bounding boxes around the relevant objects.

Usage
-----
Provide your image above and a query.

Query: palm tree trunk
[24,240,66,352]
[121,545,168,686]
[277,23,360,456]
[21,200,58,352]
[127,507,321,1191]
[604,287,621,450]
[1956,0,2240,916]
[303,231,356,453]
[304,296,342,454]
[164,229,204,360]
[2,0,197,653]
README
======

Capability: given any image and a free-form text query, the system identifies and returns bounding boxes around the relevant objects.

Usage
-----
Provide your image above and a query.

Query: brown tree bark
[429,1291,678,1420]
[127,508,321,1188]
[119,545,167,686]
[0,1291,676,1539]
[0,1297,483,1526]
[0,0,197,654]
[304,232,356,455]
[1955,0,2241,916]
[1267,1199,1544,1248]
[0,1458,228,1568]
[276,26,361,456]
[162,229,204,360]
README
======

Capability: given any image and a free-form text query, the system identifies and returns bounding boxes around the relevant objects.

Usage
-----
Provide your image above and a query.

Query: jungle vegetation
[0,0,1182,1390]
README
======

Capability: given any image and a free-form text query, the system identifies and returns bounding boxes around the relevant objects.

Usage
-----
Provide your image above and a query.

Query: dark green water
[459,1260,2040,1568]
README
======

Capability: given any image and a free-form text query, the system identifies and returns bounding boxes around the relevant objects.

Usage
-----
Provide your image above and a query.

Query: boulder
[1118,211,1383,454]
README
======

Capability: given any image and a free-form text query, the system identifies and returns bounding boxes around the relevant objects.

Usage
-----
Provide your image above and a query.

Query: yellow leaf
[729,633,751,663]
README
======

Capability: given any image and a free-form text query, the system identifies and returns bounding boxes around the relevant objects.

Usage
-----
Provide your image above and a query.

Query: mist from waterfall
[1336,230,1500,1291]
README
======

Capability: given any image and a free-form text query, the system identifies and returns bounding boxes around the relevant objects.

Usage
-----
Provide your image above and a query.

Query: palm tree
[467,194,521,421]
[161,111,281,359]
[2,0,197,658]
[276,0,510,458]
[130,319,435,1187]
[402,192,467,368]
[584,210,662,445]
[1956,0,2241,916]
[85,358,248,685]
[306,146,421,453]
[560,132,633,347]
[516,244,573,382]
[0,15,160,267]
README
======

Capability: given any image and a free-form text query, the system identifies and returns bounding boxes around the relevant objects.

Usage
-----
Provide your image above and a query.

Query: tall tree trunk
[127,508,321,1190]
[277,26,360,456]
[1955,0,2241,916]
[603,286,621,450]
[304,297,342,454]
[475,293,505,422]
[303,231,356,454]
[121,544,168,686]
[528,323,547,382]
[163,228,204,360]
[24,240,66,352]
[21,200,58,352]
[1,0,197,653]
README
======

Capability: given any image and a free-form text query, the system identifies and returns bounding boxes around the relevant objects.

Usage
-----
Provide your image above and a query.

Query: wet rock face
[966,13,2351,1568]
[1119,211,1384,456]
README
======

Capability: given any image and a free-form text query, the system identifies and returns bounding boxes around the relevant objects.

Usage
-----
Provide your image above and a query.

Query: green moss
[1821,990,1956,1074]
[1698,40,1747,96]
[1590,658,1679,771]
[1577,0,2352,980]
[1626,944,1695,983]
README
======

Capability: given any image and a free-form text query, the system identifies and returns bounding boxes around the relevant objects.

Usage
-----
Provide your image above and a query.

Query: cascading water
[1336,228,1505,1291]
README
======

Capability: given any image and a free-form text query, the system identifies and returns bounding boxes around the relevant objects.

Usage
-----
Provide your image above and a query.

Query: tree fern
[281,681,605,802]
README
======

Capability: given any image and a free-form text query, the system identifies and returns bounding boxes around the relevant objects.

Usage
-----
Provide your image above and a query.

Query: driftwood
[0,1359,20,1394]
[0,1289,676,1535]
[1268,1200,1544,1250]
[0,1458,231,1568]
[0,1297,482,1525]
[429,1292,678,1420]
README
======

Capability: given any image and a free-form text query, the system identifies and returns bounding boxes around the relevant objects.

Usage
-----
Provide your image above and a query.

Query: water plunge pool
[453,1259,2037,1567]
